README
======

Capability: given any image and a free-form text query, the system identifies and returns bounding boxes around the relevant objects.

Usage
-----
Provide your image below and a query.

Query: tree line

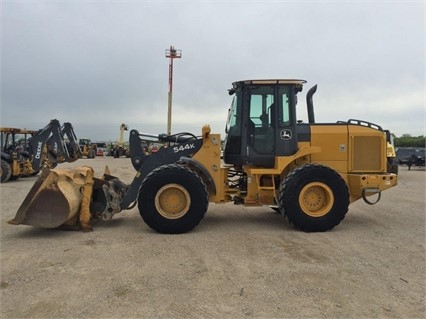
[394,134,425,147]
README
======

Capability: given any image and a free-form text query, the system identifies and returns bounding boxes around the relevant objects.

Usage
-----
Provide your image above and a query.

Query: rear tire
[1,159,12,183]
[138,164,208,234]
[279,164,349,232]
[387,158,398,174]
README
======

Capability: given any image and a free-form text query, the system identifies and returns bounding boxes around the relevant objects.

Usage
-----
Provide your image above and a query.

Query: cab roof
[0,127,37,134]
[235,79,307,85]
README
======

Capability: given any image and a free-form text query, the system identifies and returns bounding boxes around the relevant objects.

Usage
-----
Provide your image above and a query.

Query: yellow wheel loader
[9,80,397,232]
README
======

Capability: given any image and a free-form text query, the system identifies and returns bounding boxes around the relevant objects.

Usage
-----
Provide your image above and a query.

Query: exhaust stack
[306,84,317,124]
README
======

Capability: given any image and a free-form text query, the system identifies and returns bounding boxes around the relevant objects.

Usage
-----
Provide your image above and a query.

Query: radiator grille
[352,136,382,171]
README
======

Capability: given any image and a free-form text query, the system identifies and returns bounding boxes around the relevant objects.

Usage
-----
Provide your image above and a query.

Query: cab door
[245,83,299,167]
[245,84,276,167]
[274,84,299,157]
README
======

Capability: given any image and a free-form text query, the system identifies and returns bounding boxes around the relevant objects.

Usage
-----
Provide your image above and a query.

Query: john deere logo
[280,129,292,140]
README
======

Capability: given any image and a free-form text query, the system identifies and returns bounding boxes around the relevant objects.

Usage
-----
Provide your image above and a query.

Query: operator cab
[223,79,306,168]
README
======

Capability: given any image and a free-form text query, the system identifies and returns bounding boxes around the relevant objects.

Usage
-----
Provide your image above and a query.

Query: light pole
[165,45,182,135]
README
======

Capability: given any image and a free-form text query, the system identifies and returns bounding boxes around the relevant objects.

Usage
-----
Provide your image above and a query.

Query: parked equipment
[1,120,81,183]
[109,123,130,158]
[396,147,425,170]
[95,142,108,156]
[1,128,37,182]
[9,80,397,232]
[79,139,97,158]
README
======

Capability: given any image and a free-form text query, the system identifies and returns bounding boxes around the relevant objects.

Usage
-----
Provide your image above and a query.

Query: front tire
[1,159,12,183]
[138,164,209,234]
[279,164,349,232]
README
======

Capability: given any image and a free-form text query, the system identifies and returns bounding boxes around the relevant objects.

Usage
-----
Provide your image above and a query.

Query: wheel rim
[155,183,191,219]
[299,182,334,217]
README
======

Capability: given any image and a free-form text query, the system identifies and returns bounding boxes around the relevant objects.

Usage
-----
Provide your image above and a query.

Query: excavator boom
[31,119,81,170]
[1,119,81,183]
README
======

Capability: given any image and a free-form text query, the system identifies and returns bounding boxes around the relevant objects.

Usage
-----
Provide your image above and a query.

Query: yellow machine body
[8,79,398,233]
[189,125,397,208]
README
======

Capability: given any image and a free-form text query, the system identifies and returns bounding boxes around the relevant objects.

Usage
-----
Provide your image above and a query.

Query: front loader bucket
[8,167,94,228]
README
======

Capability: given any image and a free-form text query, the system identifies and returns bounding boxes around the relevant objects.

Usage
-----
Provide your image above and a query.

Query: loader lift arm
[118,129,203,211]
[8,129,205,229]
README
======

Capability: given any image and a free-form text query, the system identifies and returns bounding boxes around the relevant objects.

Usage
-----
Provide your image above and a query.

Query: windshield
[223,91,242,158]
[225,95,239,134]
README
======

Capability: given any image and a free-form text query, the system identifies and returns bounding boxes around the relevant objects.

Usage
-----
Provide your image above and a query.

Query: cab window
[278,86,291,127]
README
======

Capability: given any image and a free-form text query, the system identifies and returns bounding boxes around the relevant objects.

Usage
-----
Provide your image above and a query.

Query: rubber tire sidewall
[279,164,349,232]
[138,164,208,234]
[387,158,399,174]
[1,159,12,183]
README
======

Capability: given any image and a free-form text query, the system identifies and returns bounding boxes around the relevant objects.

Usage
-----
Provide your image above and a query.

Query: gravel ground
[1,157,425,319]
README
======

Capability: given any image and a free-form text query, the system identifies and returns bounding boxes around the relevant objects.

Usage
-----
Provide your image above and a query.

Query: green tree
[394,135,425,147]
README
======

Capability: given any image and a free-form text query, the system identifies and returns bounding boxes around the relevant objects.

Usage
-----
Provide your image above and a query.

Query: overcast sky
[1,0,424,142]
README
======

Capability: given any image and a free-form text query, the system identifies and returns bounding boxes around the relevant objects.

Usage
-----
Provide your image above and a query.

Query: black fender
[178,156,216,196]
[119,138,204,210]
[1,152,11,162]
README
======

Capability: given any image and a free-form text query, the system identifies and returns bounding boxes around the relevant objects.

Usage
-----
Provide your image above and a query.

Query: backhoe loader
[1,120,81,183]
[1,128,37,182]
[78,139,97,158]
[9,80,397,232]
